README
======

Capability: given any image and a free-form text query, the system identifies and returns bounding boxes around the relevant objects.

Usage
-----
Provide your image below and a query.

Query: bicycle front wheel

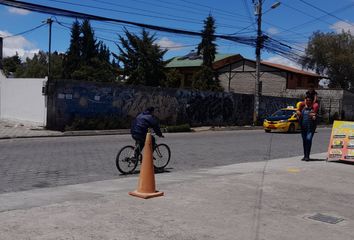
[153,143,171,170]
[116,145,138,174]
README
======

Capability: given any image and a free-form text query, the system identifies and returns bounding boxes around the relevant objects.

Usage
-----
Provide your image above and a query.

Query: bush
[164,124,192,133]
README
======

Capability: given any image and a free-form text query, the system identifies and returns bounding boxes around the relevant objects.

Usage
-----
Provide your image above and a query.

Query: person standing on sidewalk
[297,86,319,114]
[297,96,317,161]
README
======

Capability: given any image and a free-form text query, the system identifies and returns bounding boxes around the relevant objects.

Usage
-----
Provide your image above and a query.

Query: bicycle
[116,135,171,174]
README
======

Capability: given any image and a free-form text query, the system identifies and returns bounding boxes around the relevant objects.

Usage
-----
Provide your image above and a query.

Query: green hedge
[65,117,192,133]
[164,124,192,133]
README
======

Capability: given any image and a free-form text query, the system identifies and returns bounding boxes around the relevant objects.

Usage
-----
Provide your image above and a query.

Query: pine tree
[197,14,217,68]
[64,19,116,82]
[114,29,168,86]
[80,19,98,63]
[62,20,81,79]
[192,14,222,91]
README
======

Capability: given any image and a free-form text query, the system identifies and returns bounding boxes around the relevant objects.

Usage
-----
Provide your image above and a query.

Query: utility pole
[44,18,54,130]
[253,0,262,125]
[46,18,53,81]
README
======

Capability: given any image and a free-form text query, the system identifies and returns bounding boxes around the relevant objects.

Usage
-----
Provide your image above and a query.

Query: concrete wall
[46,80,301,130]
[342,91,354,120]
[281,88,354,121]
[48,81,254,130]
[0,71,47,124]
[218,60,287,95]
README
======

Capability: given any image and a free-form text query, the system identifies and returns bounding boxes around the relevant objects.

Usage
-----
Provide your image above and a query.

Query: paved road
[0,128,331,193]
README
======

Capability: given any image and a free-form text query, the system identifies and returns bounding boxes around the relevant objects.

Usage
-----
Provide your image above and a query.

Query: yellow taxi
[263,106,300,133]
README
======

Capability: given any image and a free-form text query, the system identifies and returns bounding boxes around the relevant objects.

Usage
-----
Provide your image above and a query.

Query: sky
[0,0,353,70]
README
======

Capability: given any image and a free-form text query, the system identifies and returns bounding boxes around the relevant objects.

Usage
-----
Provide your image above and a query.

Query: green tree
[300,31,354,90]
[197,14,217,68]
[114,29,168,86]
[80,19,98,62]
[98,41,110,62]
[62,20,81,79]
[15,51,47,78]
[1,53,21,76]
[164,68,183,88]
[15,51,63,79]
[193,15,222,91]
[50,52,65,80]
[64,19,116,82]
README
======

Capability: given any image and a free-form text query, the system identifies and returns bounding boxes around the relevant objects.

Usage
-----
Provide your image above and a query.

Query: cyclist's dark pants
[132,134,156,157]
[132,135,145,157]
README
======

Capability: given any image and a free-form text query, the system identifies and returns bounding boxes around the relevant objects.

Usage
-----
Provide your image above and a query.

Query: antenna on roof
[177,50,202,60]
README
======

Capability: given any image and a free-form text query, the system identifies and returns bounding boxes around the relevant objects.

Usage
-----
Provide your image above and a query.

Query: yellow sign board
[327,121,354,161]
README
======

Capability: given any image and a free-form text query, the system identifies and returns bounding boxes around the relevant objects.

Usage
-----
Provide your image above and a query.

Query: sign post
[327,121,354,162]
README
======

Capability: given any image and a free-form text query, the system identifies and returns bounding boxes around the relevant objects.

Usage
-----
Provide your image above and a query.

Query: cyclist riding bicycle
[131,107,164,158]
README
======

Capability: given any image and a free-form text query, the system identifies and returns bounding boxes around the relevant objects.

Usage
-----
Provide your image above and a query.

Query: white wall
[0,72,47,125]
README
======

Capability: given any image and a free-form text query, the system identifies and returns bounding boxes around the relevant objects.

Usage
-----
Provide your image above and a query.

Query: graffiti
[259,96,300,120]
[48,81,298,130]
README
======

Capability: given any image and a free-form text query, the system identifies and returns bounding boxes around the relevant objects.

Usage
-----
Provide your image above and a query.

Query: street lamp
[253,1,281,125]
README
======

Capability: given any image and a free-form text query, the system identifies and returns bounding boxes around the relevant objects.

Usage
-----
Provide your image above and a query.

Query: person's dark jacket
[131,111,163,138]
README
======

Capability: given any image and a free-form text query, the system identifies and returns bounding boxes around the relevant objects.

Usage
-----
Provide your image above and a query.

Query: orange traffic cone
[129,132,164,199]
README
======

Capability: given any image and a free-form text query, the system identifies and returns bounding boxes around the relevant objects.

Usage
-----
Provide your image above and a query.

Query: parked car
[263,106,300,133]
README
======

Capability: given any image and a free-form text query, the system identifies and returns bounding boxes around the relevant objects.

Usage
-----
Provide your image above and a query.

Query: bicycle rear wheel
[153,143,171,170]
[116,145,138,174]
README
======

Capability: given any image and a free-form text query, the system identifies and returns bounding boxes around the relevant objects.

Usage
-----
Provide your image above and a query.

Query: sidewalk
[1,152,353,240]
[0,119,265,139]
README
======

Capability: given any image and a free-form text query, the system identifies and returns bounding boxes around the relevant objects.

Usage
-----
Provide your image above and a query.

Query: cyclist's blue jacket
[131,111,163,138]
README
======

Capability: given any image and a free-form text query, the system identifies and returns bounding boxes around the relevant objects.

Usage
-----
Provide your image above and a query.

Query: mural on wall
[259,95,301,121]
[49,80,298,130]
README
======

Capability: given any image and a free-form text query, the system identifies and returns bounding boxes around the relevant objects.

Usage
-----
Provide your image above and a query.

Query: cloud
[330,21,354,35]
[267,27,279,35]
[266,56,331,87]
[8,7,31,15]
[156,37,184,51]
[0,30,39,59]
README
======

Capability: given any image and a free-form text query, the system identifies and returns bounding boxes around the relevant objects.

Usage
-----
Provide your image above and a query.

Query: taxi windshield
[272,109,296,117]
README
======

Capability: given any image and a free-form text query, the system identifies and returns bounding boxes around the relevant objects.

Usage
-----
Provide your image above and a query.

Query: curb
[0,125,332,140]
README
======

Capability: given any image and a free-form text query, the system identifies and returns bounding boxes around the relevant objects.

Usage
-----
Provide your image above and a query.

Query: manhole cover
[308,213,344,224]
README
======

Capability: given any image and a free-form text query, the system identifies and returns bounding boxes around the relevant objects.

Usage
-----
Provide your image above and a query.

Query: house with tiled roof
[166,51,354,120]
[166,51,322,96]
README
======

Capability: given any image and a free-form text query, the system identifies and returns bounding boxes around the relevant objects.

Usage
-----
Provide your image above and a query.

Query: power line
[0,0,257,44]
[278,2,354,34]
[1,22,47,38]
[0,0,300,63]
[298,0,354,26]
[48,0,204,26]
[178,0,250,19]
[242,0,256,31]
[48,0,249,31]
[89,0,250,24]
[281,2,332,26]
[56,19,204,43]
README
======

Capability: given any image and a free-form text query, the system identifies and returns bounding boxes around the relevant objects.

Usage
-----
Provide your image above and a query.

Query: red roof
[261,61,321,78]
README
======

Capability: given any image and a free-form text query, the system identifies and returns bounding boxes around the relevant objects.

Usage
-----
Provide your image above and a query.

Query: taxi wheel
[265,129,271,133]
[288,124,295,133]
